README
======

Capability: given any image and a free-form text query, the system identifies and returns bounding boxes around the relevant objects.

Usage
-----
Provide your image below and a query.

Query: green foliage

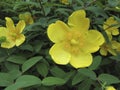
[36,62,49,77]
[22,56,43,73]
[89,55,102,70]
[78,68,97,80]
[5,75,41,90]
[98,74,120,85]
[0,0,120,90]
[41,77,66,86]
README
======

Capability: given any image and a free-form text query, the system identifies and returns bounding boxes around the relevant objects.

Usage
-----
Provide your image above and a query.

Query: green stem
[38,0,45,16]
[84,0,97,9]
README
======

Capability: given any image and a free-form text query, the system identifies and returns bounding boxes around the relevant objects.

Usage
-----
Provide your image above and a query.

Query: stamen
[64,30,84,55]
[71,39,78,45]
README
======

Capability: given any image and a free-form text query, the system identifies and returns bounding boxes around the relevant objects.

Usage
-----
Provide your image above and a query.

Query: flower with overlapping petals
[0,17,26,48]
[47,10,104,68]
[19,12,34,25]
[105,86,116,90]
[103,17,119,36]
[100,40,120,56]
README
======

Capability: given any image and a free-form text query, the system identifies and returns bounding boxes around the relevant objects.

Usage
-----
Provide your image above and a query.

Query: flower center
[71,39,78,45]
[64,30,84,55]
[8,30,19,41]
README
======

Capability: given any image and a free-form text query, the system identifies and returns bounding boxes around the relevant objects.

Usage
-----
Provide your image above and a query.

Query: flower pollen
[64,30,84,55]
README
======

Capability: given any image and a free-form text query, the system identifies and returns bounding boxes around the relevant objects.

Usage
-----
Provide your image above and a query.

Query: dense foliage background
[0,0,120,90]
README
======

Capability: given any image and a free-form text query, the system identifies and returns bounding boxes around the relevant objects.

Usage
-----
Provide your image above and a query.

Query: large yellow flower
[103,17,119,36]
[0,17,26,48]
[105,86,116,90]
[47,10,104,68]
[19,12,34,25]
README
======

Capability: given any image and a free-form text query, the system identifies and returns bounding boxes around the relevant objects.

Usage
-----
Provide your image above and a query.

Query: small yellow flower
[105,86,116,90]
[47,10,104,68]
[0,17,26,48]
[103,17,119,36]
[19,12,34,24]
[100,40,120,56]
[60,0,69,5]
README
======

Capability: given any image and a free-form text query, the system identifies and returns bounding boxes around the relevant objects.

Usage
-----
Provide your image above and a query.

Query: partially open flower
[0,17,26,48]
[47,10,104,68]
[103,17,119,36]
[100,40,120,56]
[19,12,34,25]
[100,17,120,56]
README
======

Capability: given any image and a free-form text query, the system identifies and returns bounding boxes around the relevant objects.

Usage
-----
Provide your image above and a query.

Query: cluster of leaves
[0,0,120,90]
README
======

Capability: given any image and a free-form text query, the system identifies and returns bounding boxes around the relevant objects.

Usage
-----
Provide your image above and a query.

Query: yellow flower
[103,17,119,36]
[60,0,69,5]
[0,17,26,48]
[100,40,120,56]
[19,12,34,24]
[47,10,104,68]
[105,86,116,90]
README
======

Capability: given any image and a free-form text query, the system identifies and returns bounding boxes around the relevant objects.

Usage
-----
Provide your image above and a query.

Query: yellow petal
[83,30,105,53]
[47,20,69,43]
[111,28,119,35]
[105,86,116,90]
[0,27,7,37]
[60,0,69,5]
[105,32,112,41]
[70,53,92,68]
[25,12,34,24]
[16,20,26,33]
[15,34,25,46]
[5,17,15,31]
[99,47,107,56]
[103,17,119,36]
[68,10,90,31]
[108,48,117,56]
[49,43,71,65]
[19,14,23,19]
[111,41,120,49]
[28,17,34,24]
[1,40,15,48]
[19,12,34,24]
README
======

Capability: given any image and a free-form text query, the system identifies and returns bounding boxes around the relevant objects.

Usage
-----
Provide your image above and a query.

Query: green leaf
[19,44,34,52]
[64,70,76,82]
[36,63,48,77]
[78,68,96,80]
[16,75,41,86]
[5,62,19,71]
[50,66,66,78]
[78,79,92,90]
[7,55,26,64]
[110,54,120,61]
[39,86,54,90]
[8,70,22,80]
[98,74,120,85]
[5,75,41,90]
[42,77,66,86]
[0,73,13,86]
[72,72,86,85]
[22,56,43,72]
[108,0,119,7]
[5,84,17,90]
[86,6,107,17]
[89,56,102,70]
[34,41,43,53]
